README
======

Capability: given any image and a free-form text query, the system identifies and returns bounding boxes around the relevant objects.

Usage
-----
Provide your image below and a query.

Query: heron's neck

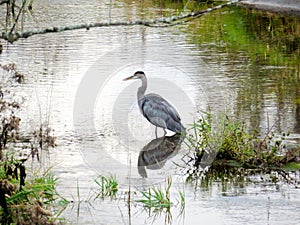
[137,76,147,100]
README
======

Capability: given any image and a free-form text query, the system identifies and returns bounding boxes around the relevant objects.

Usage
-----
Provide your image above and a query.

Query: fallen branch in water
[0,0,240,43]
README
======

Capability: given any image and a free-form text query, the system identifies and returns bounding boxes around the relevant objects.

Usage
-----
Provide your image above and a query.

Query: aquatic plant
[0,159,64,224]
[32,124,56,151]
[0,63,25,83]
[0,63,63,224]
[185,112,300,168]
[0,87,21,161]
[137,177,185,211]
[137,177,172,210]
[184,111,212,158]
[94,174,118,199]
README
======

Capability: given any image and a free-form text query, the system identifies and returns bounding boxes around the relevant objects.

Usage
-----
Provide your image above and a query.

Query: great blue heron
[123,71,186,136]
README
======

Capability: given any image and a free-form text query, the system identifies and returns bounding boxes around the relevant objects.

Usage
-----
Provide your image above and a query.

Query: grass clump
[137,177,185,212]
[0,160,63,225]
[94,174,118,199]
[185,112,300,168]
[137,177,172,210]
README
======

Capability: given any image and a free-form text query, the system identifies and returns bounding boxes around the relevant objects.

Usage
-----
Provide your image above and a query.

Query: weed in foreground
[137,178,172,210]
[0,64,62,224]
[94,174,118,199]
[137,177,185,211]
[0,160,66,224]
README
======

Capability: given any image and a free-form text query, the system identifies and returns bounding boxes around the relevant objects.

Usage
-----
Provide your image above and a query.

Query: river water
[0,0,299,224]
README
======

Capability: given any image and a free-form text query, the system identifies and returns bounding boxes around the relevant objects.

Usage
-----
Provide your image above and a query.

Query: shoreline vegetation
[185,112,300,169]
[184,112,300,189]
[0,63,61,224]
[239,0,300,17]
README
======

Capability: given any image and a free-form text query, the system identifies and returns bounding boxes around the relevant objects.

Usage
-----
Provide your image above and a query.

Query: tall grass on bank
[0,160,65,224]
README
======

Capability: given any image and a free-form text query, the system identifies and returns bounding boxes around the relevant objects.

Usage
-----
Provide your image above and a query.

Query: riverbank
[240,0,300,16]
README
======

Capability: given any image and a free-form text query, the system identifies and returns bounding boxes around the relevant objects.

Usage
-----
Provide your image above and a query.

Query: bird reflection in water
[137,134,184,178]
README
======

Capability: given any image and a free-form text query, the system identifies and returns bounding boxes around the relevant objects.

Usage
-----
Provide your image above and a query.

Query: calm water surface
[0,0,299,224]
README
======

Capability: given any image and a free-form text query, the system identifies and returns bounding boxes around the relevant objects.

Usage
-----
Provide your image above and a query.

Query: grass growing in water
[137,177,185,212]
[94,174,118,199]
[185,112,300,168]
[137,177,172,210]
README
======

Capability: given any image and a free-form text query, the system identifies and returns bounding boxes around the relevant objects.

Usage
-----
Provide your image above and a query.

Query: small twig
[275,169,299,188]
[258,117,280,150]
[9,0,27,35]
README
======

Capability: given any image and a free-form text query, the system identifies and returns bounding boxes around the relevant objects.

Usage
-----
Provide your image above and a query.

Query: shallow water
[0,0,300,224]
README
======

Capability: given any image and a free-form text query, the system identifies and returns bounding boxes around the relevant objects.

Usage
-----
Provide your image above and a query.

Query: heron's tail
[178,123,186,135]
[169,122,186,135]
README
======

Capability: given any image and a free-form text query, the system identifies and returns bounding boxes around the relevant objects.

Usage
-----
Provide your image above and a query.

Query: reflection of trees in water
[236,10,300,134]
[137,134,184,178]
[294,88,300,133]
[186,6,300,134]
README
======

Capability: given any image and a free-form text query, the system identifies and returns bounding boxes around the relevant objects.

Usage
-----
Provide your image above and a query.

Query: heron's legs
[155,127,167,137]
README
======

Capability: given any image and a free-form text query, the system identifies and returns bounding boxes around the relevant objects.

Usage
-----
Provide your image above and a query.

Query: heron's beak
[123,75,135,81]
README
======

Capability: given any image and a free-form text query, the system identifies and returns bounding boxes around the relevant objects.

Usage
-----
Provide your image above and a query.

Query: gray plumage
[123,71,186,135]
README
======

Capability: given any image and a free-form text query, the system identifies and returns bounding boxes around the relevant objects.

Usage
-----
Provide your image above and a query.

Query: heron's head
[123,71,145,81]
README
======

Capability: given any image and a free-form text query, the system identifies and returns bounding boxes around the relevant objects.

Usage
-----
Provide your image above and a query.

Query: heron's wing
[140,93,181,123]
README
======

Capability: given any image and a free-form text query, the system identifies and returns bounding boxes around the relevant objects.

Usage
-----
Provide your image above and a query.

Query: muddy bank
[240,0,300,16]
